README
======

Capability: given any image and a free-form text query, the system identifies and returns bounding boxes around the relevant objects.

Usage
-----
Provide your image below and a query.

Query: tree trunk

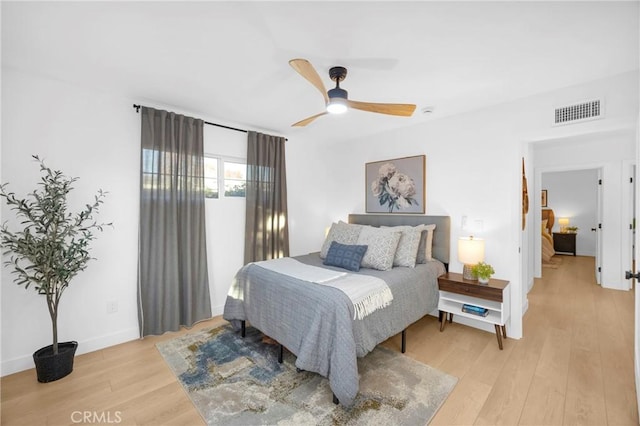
[48,294,58,355]
[52,313,58,355]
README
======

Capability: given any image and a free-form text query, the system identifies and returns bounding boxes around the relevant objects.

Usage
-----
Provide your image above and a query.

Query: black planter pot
[33,341,78,383]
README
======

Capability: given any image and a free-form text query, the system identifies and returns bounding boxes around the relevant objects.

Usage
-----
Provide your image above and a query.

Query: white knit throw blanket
[254,257,394,320]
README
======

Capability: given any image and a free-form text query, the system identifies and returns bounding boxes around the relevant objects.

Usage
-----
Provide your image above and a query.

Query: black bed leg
[278,344,284,363]
[241,320,246,338]
[332,393,339,405]
[401,329,406,353]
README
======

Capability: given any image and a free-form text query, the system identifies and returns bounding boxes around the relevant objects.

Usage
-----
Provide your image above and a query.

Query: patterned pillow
[323,241,368,272]
[382,225,424,267]
[356,226,402,271]
[416,224,437,263]
[320,221,363,258]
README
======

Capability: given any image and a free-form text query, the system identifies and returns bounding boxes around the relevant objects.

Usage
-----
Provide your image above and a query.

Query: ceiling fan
[289,58,416,127]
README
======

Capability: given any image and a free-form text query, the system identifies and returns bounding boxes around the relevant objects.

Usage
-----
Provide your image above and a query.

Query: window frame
[204,154,247,200]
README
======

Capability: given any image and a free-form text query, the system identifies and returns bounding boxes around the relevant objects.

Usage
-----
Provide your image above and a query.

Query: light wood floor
[1,255,637,425]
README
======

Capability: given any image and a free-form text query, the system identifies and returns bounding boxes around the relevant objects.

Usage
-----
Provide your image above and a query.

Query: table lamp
[558,217,569,233]
[458,236,485,280]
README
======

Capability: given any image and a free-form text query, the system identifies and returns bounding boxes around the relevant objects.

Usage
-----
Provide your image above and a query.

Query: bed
[223,214,450,406]
[541,208,556,262]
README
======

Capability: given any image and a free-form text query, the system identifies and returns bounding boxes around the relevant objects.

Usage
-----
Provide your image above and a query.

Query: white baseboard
[211,303,225,318]
[1,327,139,377]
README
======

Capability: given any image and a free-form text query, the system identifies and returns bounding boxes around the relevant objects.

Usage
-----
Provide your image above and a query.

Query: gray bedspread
[223,252,445,406]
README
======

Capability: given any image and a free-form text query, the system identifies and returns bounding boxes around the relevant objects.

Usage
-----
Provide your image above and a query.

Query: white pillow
[416,224,436,263]
[356,226,402,271]
[382,225,424,267]
[320,221,363,258]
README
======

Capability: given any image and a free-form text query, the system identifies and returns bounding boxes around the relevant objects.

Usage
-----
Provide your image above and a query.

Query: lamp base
[463,264,476,281]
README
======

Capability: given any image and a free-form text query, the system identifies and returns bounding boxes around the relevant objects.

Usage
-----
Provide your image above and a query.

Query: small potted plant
[0,156,110,382]
[566,226,579,233]
[471,262,495,285]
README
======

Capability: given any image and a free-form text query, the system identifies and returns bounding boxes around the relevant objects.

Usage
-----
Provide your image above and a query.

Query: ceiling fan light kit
[327,98,348,114]
[289,58,416,127]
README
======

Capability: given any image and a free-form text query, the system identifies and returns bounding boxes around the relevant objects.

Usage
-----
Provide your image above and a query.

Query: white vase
[478,276,490,285]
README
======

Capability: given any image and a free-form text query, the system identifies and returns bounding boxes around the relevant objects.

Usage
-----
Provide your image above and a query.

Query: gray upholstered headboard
[348,214,451,269]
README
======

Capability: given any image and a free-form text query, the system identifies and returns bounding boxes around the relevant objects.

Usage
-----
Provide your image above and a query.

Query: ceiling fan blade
[289,59,329,103]
[347,100,416,117]
[291,111,328,127]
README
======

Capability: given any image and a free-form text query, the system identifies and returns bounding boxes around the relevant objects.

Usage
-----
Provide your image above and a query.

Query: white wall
[286,71,639,338]
[542,169,599,256]
[0,69,252,375]
[202,127,246,315]
[1,69,141,375]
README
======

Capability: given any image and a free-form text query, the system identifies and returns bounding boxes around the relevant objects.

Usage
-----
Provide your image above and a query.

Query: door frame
[533,163,604,279]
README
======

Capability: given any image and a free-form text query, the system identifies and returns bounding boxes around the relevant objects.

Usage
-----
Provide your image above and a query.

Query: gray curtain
[138,107,211,337]
[244,131,289,263]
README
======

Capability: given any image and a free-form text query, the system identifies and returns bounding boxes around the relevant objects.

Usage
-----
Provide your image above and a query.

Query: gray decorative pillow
[416,224,436,263]
[382,225,424,267]
[356,226,402,271]
[320,221,363,258]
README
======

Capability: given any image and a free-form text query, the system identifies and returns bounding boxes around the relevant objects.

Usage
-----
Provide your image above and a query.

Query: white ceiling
[2,1,639,144]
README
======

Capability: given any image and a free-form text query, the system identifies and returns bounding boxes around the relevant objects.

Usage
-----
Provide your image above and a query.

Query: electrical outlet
[106,300,118,314]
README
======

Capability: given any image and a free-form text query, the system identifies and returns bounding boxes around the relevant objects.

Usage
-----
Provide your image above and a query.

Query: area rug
[156,324,457,425]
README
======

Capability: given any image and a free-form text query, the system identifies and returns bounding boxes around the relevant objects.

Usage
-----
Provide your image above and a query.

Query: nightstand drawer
[438,274,504,302]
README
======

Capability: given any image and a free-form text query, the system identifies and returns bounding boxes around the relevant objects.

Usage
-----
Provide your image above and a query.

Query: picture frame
[366,155,425,214]
[541,189,548,207]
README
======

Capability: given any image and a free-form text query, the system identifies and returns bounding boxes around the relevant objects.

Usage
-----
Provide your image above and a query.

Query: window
[203,157,219,199]
[203,156,246,199]
[224,161,246,197]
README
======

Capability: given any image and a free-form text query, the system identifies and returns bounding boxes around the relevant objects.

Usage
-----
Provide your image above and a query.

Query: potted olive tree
[0,156,110,382]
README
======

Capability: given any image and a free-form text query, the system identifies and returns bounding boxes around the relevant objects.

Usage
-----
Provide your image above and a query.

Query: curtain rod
[132,104,287,141]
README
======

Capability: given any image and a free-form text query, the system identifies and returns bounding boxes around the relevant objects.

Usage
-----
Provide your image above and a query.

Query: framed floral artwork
[541,189,548,207]
[366,155,425,214]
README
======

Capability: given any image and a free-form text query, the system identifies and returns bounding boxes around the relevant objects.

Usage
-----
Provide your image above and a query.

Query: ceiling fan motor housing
[328,87,348,100]
[328,66,348,101]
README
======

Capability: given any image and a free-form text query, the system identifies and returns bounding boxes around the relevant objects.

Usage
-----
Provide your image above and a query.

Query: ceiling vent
[553,99,603,126]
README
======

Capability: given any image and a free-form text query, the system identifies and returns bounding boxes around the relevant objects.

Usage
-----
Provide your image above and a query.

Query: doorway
[529,132,635,291]
[541,168,601,283]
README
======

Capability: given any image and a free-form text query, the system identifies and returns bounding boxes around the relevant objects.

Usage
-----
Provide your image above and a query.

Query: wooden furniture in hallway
[553,232,577,256]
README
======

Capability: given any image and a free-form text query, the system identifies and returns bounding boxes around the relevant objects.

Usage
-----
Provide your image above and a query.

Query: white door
[633,127,640,417]
[630,164,636,291]
[595,169,603,285]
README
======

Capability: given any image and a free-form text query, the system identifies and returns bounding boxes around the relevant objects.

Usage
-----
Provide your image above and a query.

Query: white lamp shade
[558,217,570,226]
[458,237,485,265]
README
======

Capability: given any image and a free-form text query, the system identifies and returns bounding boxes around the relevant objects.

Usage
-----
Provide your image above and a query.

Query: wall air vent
[553,99,602,126]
